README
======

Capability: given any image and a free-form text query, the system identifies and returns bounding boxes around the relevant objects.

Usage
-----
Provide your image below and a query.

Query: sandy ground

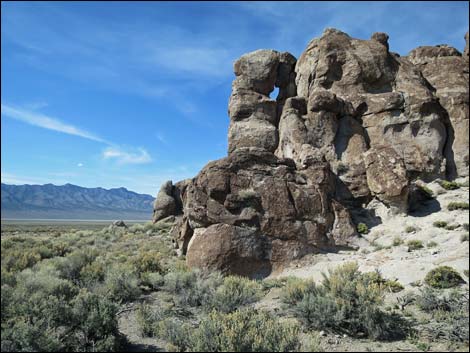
[272,179,469,288]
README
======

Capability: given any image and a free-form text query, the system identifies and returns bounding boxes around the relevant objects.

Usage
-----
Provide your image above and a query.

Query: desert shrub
[4,250,41,272]
[433,221,447,228]
[141,272,164,290]
[289,263,409,340]
[463,223,469,231]
[447,202,469,211]
[445,223,460,231]
[151,221,173,233]
[392,236,404,246]
[80,260,106,285]
[357,223,369,234]
[103,264,141,302]
[405,226,417,233]
[163,269,224,308]
[190,309,300,352]
[1,318,64,352]
[281,277,316,305]
[210,275,262,313]
[68,290,122,351]
[424,266,465,289]
[1,269,16,287]
[260,277,287,291]
[415,287,469,343]
[1,266,122,351]
[163,269,197,293]
[300,333,324,352]
[136,303,164,337]
[440,180,460,190]
[407,240,424,251]
[129,250,163,276]
[157,318,192,352]
[55,250,98,283]
[461,233,469,242]
[426,241,438,248]
[364,271,404,293]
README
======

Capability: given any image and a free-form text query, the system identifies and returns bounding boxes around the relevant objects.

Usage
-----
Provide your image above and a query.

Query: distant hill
[1,183,155,220]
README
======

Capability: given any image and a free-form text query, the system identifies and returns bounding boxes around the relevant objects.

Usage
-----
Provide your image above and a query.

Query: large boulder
[364,146,409,212]
[175,148,357,277]
[408,40,469,178]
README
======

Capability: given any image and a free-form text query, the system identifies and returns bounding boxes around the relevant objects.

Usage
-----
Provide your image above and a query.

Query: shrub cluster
[424,266,465,289]
[282,263,409,340]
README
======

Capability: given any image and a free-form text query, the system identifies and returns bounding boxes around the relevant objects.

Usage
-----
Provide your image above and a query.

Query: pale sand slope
[272,179,469,287]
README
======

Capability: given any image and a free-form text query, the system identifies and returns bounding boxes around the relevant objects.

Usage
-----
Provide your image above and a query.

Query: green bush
[55,250,98,283]
[415,287,469,343]
[405,226,417,233]
[103,264,141,302]
[392,236,404,246]
[141,272,164,290]
[407,240,424,251]
[163,269,223,308]
[300,333,324,352]
[424,266,465,289]
[210,275,262,313]
[281,277,316,305]
[80,261,106,285]
[440,180,460,190]
[445,224,460,231]
[157,318,191,352]
[190,309,300,352]
[357,223,369,234]
[447,202,469,211]
[461,233,469,242]
[136,303,163,337]
[426,241,438,248]
[68,290,122,351]
[433,221,448,228]
[129,250,163,276]
[288,263,409,340]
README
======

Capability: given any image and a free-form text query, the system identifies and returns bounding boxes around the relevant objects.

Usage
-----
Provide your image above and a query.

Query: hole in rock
[270,86,279,100]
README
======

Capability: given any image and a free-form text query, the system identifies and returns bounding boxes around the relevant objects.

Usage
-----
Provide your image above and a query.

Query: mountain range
[1,183,155,220]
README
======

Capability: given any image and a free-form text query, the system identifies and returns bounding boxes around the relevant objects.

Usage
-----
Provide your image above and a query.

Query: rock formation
[153,29,469,278]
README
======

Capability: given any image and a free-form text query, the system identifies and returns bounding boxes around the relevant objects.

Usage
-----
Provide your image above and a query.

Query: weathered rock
[233,49,280,95]
[408,40,469,178]
[364,146,409,212]
[294,28,449,181]
[153,28,469,278]
[173,148,357,277]
[152,181,177,222]
[112,220,127,228]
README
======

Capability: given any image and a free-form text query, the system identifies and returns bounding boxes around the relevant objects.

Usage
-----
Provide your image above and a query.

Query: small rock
[343,334,348,338]
[319,330,327,337]
[112,220,127,228]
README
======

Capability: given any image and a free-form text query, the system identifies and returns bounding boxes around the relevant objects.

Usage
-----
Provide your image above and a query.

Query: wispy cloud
[102,146,152,165]
[1,104,109,144]
[2,103,154,165]
[1,172,55,185]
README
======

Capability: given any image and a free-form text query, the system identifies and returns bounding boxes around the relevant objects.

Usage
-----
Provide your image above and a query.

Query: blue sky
[2,1,469,195]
